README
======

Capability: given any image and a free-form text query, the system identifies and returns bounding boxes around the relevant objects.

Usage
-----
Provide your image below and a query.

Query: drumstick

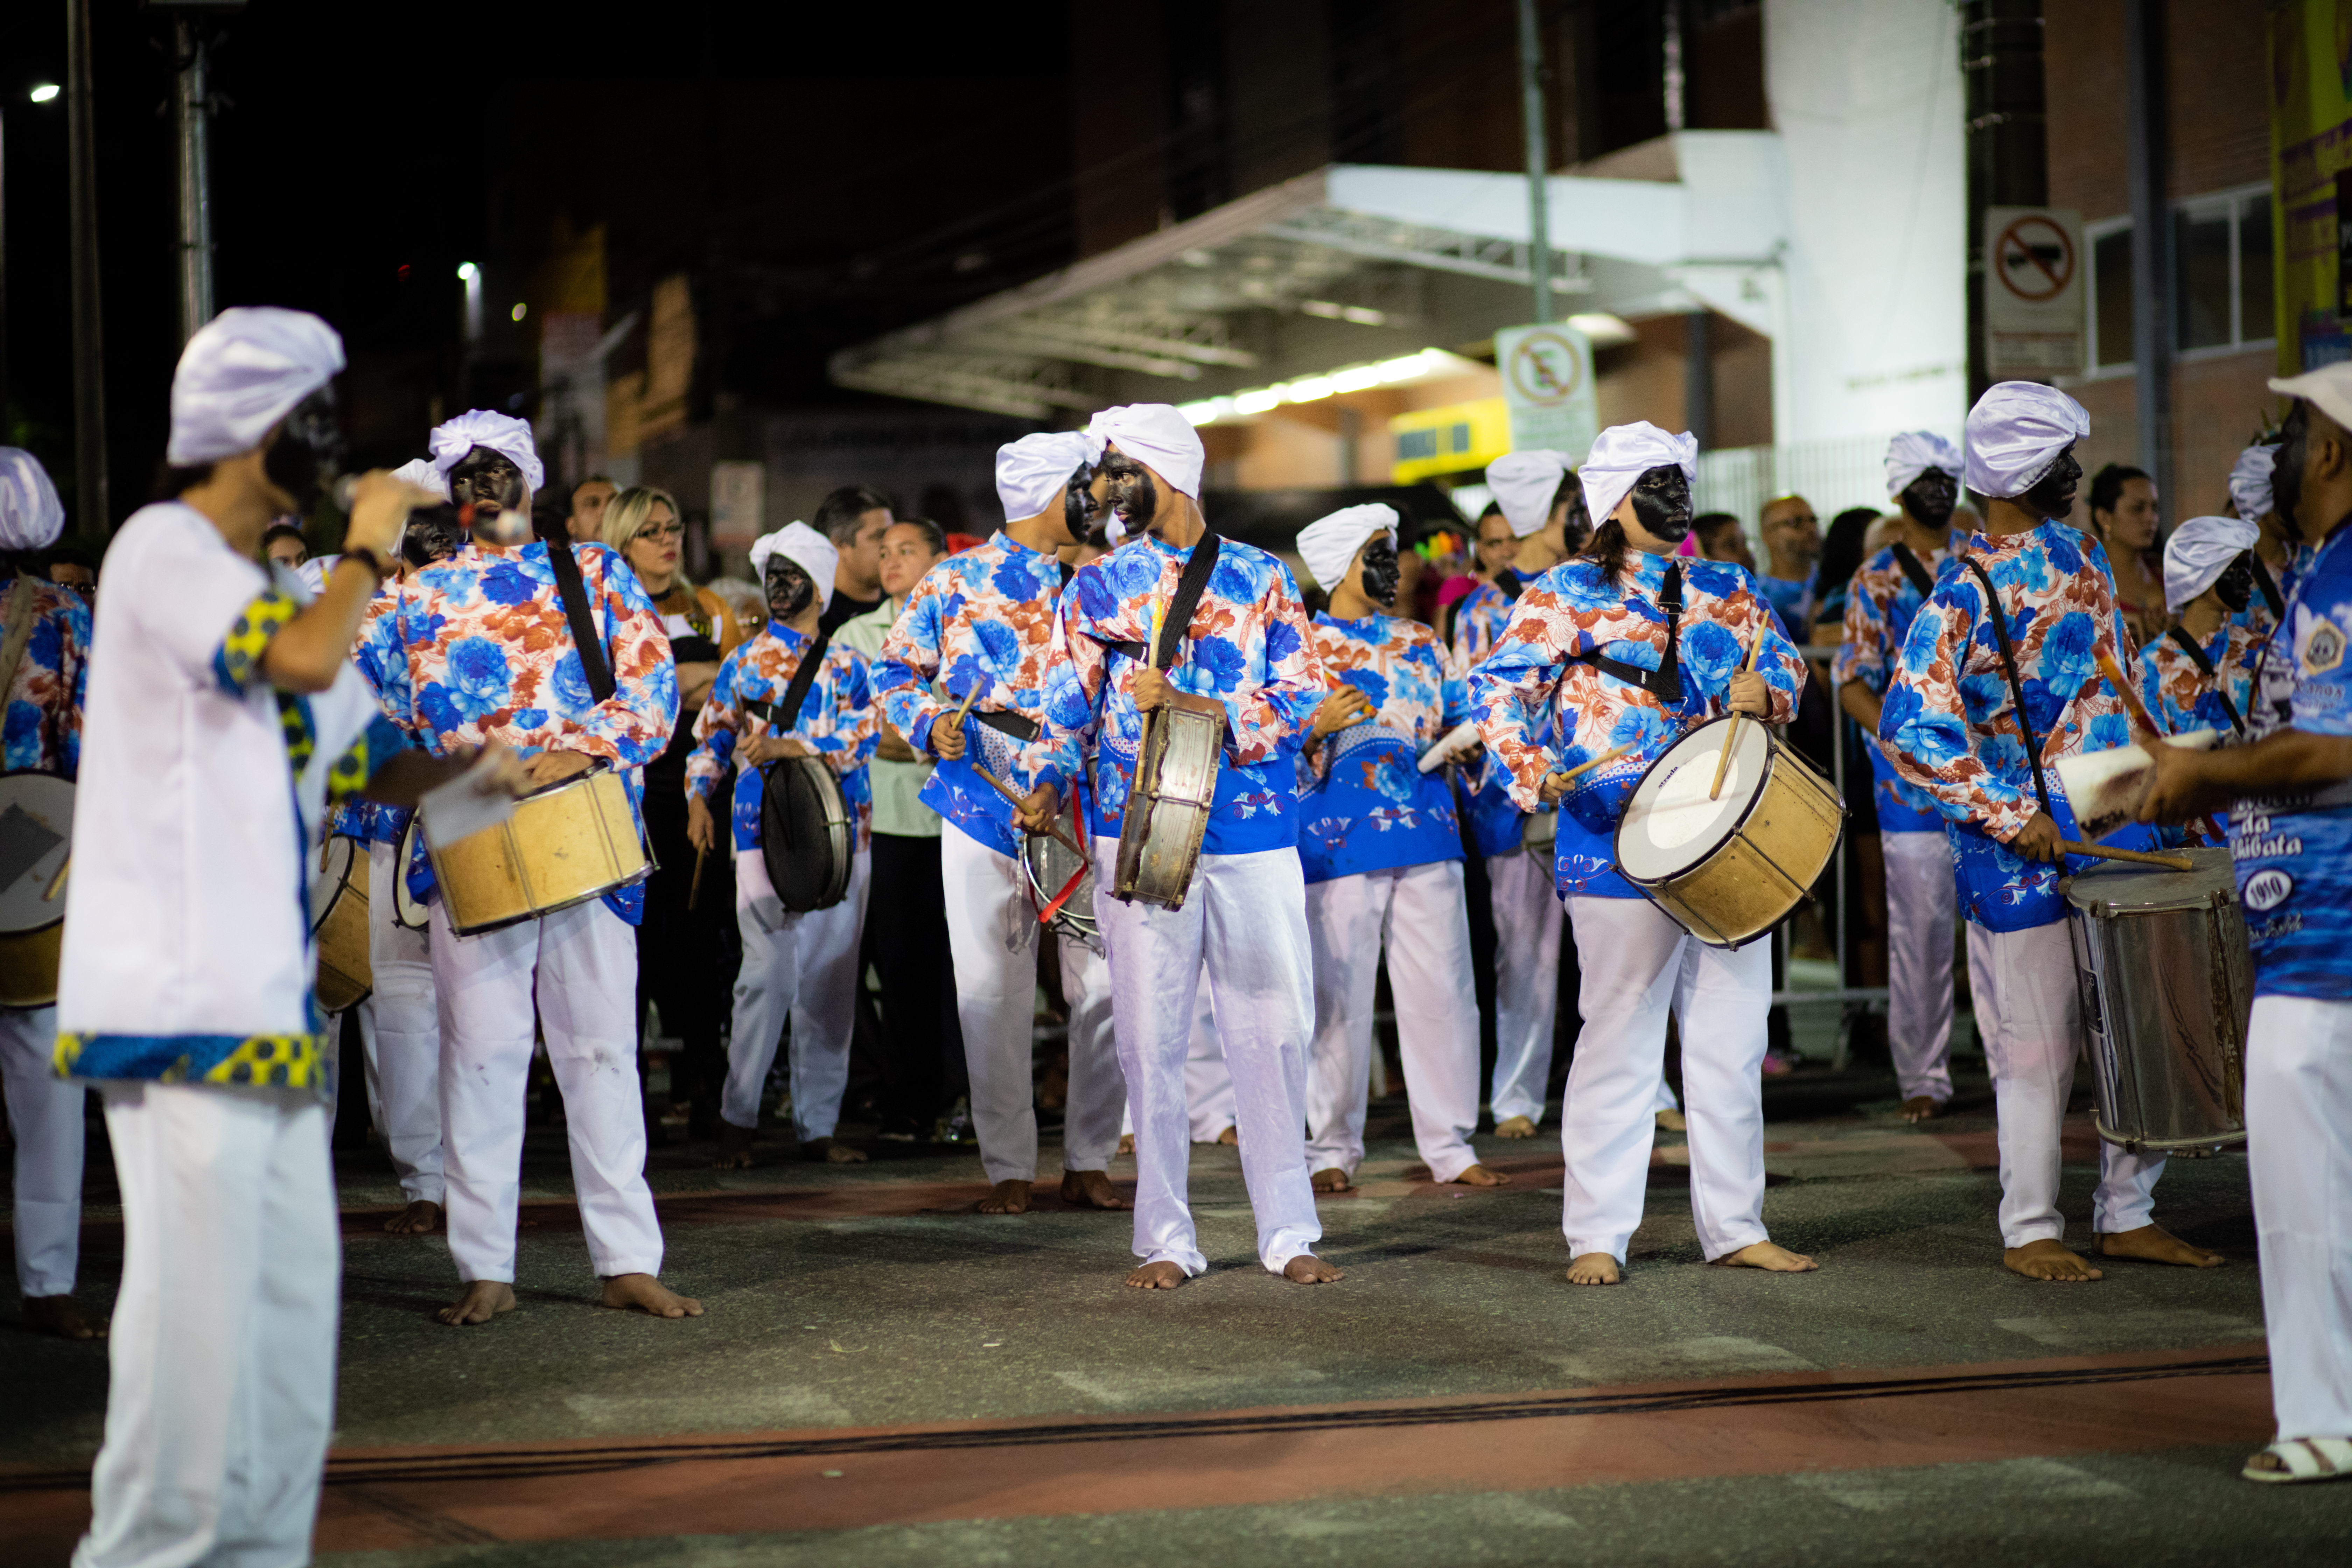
[2095,650,2162,740]
[2058,839,2196,873]
[43,854,68,902]
[688,843,707,910]
[1708,635,1766,801]
[971,761,1091,862]
[1545,744,1633,793]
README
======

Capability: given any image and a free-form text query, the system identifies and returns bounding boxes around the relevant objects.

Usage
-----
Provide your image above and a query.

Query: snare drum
[0,772,73,1008]
[309,835,372,1012]
[1614,716,1843,947]
[1112,702,1223,910]
[427,764,651,936]
[1022,797,1098,947]
[2062,847,2250,1155]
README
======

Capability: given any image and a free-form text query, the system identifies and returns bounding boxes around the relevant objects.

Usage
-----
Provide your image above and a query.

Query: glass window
[2240,192,2274,344]
[2175,208,2234,351]
[2095,227,2135,368]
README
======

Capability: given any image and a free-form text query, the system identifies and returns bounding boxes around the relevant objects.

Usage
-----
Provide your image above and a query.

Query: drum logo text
[2241,867,2295,912]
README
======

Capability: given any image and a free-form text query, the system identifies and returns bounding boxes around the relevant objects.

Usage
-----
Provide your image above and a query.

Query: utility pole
[67,0,107,530]
[2126,1,2172,513]
[1516,0,1553,326]
[171,17,216,342]
[1960,1,2048,405]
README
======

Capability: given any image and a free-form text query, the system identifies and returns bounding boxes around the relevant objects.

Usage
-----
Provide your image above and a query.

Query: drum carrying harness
[1566,561,1683,702]
[545,542,616,704]
[2164,626,2247,736]
[1959,557,2056,823]
[1889,543,1937,597]
[2251,554,2286,624]
[1098,533,1223,672]
[744,632,830,735]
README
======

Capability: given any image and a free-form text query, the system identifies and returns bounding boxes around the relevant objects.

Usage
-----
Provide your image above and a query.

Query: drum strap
[746,632,831,736]
[1565,562,1683,702]
[0,576,41,704]
[1494,566,1524,603]
[1095,534,1223,669]
[2166,626,2246,735]
[972,708,1041,743]
[545,542,616,704]
[2251,553,2285,623]
[1889,543,1936,597]
[1960,557,2055,822]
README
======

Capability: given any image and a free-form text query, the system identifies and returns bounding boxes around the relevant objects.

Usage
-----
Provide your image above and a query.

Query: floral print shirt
[688,622,877,854]
[1834,541,1954,833]
[1449,577,1516,672]
[1470,548,1803,898]
[873,531,1065,858]
[0,572,89,779]
[2139,621,2262,741]
[357,539,677,924]
[1024,534,1324,855]
[333,584,413,848]
[1448,575,1547,859]
[1295,612,1470,882]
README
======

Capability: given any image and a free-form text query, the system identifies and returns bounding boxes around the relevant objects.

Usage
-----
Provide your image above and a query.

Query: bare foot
[1654,1108,1687,1132]
[1059,1169,1130,1210]
[436,1280,518,1326]
[1494,1114,1537,1139]
[384,1199,443,1235]
[1713,1240,1818,1273]
[1565,1251,1621,1286]
[1126,1260,1187,1290]
[713,1122,757,1170]
[1449,1163,1510,1187]
[1116,1133,1134,1155]
[1900,1096,1945,1124]
[22,1295,104,1339]
[1216,1125,1238,1147]
[1311,1166,1353,1193]
[1282,1254,1343,1283]
[978,1178,1032,1214]
[805,1136,868,1164]
[601,1273,704,1318]
[2099,1223,2226,1268]
[2004,1238,2103,1282]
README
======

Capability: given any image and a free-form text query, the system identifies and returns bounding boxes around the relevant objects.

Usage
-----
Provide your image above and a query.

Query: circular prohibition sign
[1994,214,2076,304]
[1507,328,1586,407]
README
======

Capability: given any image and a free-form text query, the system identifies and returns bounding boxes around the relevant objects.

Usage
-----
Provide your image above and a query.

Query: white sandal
[2242,1436,2352,1484]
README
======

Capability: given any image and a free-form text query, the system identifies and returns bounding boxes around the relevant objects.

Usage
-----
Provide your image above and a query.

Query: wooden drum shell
[428,767,650,936]
[311,838,373,1013]
[0,923,62,1009]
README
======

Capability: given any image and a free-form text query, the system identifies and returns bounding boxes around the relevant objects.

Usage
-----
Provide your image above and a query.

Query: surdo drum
[0,771,73,1007]
[426,763,651,936]
[308,834,372,1012]
[760,754,854,914]
[1023,793,1098,947]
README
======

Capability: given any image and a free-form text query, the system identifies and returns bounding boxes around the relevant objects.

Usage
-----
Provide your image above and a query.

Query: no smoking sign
[1994,214,2076,303]
[1983,205,2085,376]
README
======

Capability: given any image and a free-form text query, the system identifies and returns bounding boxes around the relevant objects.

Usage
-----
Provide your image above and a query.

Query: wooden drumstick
[688,843,707,910]
[1545,744,1633,795]
[1708,634,1765,801]
[971,761,1091,862]
[2059,839,2195,873]
[43,853,69,902]
[2094,650,2162,740]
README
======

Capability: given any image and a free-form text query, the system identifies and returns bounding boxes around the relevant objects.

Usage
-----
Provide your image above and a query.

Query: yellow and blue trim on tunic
[55,1030,329,1089]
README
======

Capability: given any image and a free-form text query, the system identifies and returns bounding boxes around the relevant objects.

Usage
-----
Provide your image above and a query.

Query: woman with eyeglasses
[603,486,744,1139]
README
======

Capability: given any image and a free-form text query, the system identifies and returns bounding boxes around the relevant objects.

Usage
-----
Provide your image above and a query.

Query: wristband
[339,547,390,585]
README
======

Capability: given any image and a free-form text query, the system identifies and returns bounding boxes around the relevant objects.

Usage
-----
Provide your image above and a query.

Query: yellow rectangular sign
[1389,397,1511,484]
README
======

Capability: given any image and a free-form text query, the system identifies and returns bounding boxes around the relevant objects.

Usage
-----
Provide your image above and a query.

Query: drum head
[393,818,431,930]
[1616,717,1773,884]
[1023,811,1095,933]
[0,772,75,935]
[2063,845,2237,913]
[761,758,850,913]
[307,834,358,930]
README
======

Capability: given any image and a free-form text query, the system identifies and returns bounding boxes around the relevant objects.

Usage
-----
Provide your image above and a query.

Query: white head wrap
[391,457,450,500]
[2227,443,2277,522]
[1885,431,1963,499]
[429,410,546,497]
[0,448,66,551]
[1485,450,1572,538]
[995,430,1102,524]
[2269,363,2352,435]
[1577,422,1698,531]
[166,306,345,466]
[1962,382,2091,499]
[2162,515,2260,613]
[1088,403,1204,499]
[748,521,838,612]
[1296,503,1398,594]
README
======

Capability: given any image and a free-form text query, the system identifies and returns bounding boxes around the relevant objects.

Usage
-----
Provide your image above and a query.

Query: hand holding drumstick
[1538,744,1633,804]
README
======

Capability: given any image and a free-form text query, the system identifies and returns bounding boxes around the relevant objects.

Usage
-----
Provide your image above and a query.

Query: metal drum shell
[0,771,74,1008]
[1022,799,1098,946]
[310,835,373,1013]
[2062,847,2250,1155]
[760,755,853,914]
[1614,718,1844,949]
[428,766,651,937]
[1112,703,1223,911]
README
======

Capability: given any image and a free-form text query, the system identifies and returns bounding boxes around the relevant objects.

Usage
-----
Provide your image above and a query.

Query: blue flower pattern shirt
[1833,542,1955,834]
[1450,575,1549,857]
[0,572,90,780]
[1296,612,1470,882]
[687,623,878,854]
[2139,622,2262,741]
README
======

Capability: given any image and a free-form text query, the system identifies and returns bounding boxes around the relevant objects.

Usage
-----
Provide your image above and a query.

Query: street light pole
[1516,0,1553,327]
[172,18,215,342]
[67,0,108,530]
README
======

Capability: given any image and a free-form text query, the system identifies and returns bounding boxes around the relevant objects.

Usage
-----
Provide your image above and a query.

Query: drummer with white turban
[2138,515,2264,743]
[690,522,879,1172]
[872,430,1129,1215]
[1291,503,1498,1194]
[1832,431,1966,1122]
[1013,402,1339,1289]
[1878,381,2221,1283]
[2227,440,2305,648]
[1469,420,1814,1288]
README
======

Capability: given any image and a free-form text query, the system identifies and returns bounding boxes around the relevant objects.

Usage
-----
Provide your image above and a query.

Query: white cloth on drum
[1296,504,1398,595]
[940,823,1124,1182]
[2162,515,2260,614]
[1885,430,1963,499]
[167,306,344,466]
[366,839,443,1206]
[1576,422,1698,533]
[1562,895,1772,1263]
[430,896,662,1283]
[428,408,544,495]
[748,522,839,613]
[0,448,66,550]
[1882,828,1956,1107]
[391,457,449,499]
[1,1006,82,1297]
[1964,920,2164,1247]
[1485,848,1564,1126]
[1304,861,1482,1182]
[1486,451,1572,538]
[995,429,1103,524]
[2228,443,2277,523]
[1088,404,1205,499]
[1093,839,1321,1275]
[1962,381,2089,499]
[2246,993,2352,1440]
[75,1082,337,1568]
[723,848,870,1140]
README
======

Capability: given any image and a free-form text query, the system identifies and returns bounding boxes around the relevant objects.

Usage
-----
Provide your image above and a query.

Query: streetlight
[29,85,59,104]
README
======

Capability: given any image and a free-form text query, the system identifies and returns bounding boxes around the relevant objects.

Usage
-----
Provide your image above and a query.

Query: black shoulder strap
[772,632,830,733]
[1960,557,2054,821]
[2166,625,2246,735]
[1564,560,1682,702]
[546,542,616,704]
[1889,543,1935,597]
[1494,565,1523,603]
[2251,553,2286,622]
[1154,533,1222,670]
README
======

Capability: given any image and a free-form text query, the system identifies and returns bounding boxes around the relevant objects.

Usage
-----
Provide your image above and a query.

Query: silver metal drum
[1022,798,1099,951]
[2061,846,2250,1155]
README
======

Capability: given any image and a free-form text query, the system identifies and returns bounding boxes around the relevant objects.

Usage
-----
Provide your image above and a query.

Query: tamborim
[392,816,430,932]
[1113,703,1222,910]
[1023,794,1098,947]
[2062,847,2249,1155]
[760,756,852,913]
[1614,716,1843,948]
[309,834,372,1012]
[427,764,651,936]
[0,771,73,1008]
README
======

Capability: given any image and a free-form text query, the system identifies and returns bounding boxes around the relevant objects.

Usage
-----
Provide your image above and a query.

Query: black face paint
[2019,446,2083,520]
[1560,484,1593,555]
[401,504,463,569]
[1627,465,1692,544]
[2212,552,2256,614]
[764,558,814,623]
[1101,451,1161,532]
[448,448,531,544]
[264,386,347,514]
[1900,470,1958,531]
[2274,404,2310,541]
[1357,535,1400,607]
[1063,462,1100,545]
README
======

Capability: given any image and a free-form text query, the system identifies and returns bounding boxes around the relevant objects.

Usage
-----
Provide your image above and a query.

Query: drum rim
[441,864,653,936]
[0,767,75,938]
[307,832,365,936]
[761,754,854,912]
[1113,705,1220,907]
[1021,817,1098,936]
[391,818,431,930]
[2060,845,2239,913]
[1612,716,1780,888]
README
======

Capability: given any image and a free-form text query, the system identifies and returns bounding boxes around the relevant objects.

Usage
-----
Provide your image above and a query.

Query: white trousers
[1882,830,1956,1105]
[365,839,442,1205]
[1304,862,1482,1182]
[1486,849,1564,1125]
[430,896,662,1283]
[1563,896,1772,1262]
[2246,994,2352,1439]
[77,1084,337,1568]
[940,825,1125,1182]
[1096,840,1321,1275]
[1,1005,80,1297]
[1965,922,2164,1248]
[722,848,871,1139]
[1119,983,1234,1142]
